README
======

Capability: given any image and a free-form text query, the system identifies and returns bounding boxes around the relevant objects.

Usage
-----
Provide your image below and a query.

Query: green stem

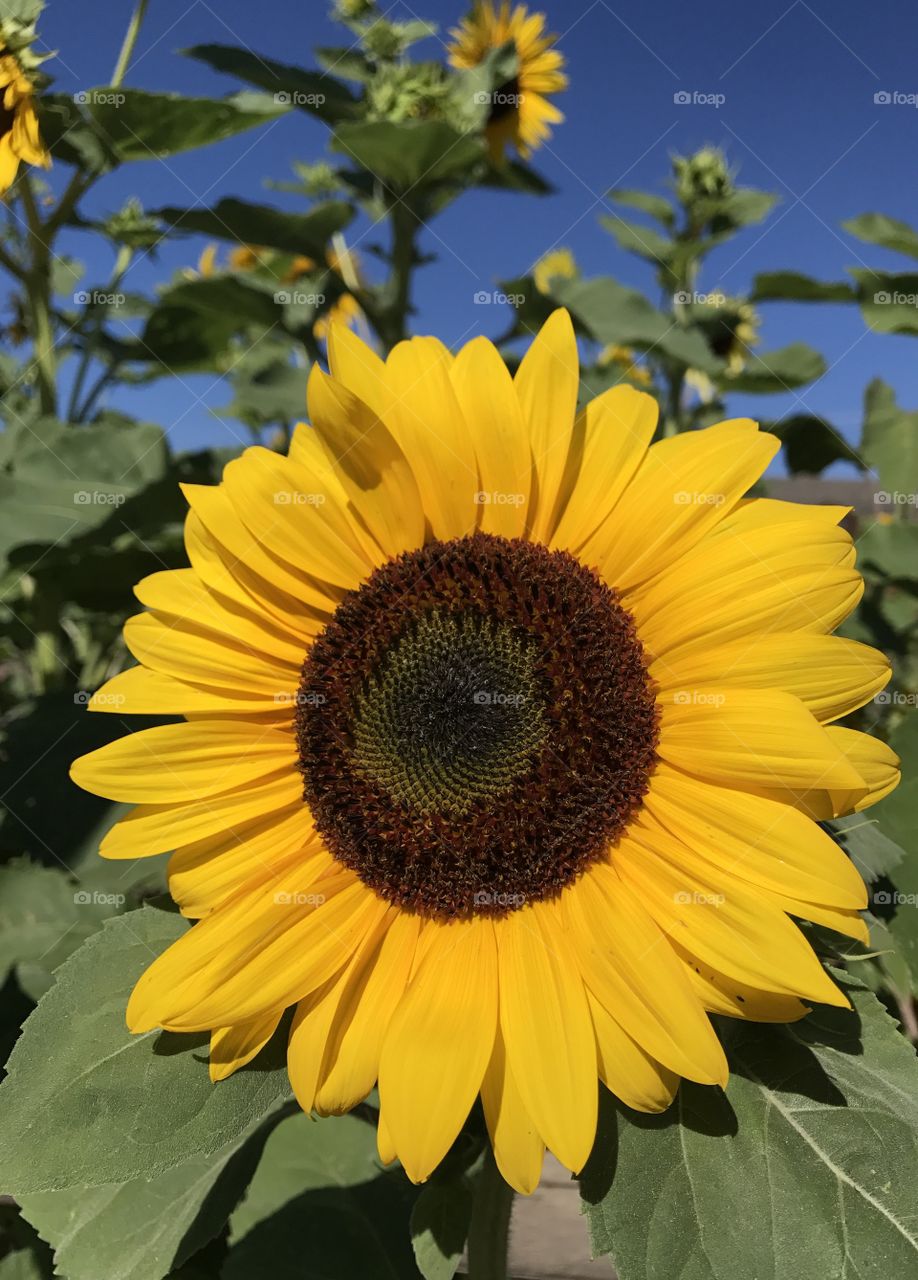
[20,175,56,416]
[111,0,150,88]
[466,1148,514,1280]
[68,243,133,421]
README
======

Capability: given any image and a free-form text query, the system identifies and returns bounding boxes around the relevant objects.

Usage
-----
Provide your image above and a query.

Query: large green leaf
[607,188,675,227]
[768,414,863,473]
[581,985,918,1279]
[857,522,918,580]
[752,271,856,303]
[723,343,826,393]
[185,44,360,123]
[225,1112,419,1278]
[0,417,167,564]
[876,716,918,986]
[410,1175,475,1280]
[551,276,722,373]
[0,860,81,986]
[851,270,918,335]
[18,1114,282,1280]
[0,908,292,1193]
[830,813,906,884]
[861,378,918,497]
[331,120,484,192]
[844,213,918,260]
[599,215,673,266]
[156,197,353,257]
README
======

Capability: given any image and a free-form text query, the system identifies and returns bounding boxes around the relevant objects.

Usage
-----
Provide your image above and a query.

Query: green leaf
[226,1112,419,1278]
[410,1176,474,1280]
[78,88,287,162]
[857,521,918,579]
[18,1115,282,1280]
[0,417,167,564]
[861,378,918,497]
[581,985,918,1279]
[768,414,863,473]
[851,270,918,335]
[0,860,82,986]
[830,813,906,883]
[0,908,292,1193]
[185,44,360,123]
[156,197,353,257]
[752,270,856,303]
[844,212,918,260]
[599,215,673,266]
[723,342,826,393]
[550,276,722,373]
[331,120,484,191]
[607,188,675,227]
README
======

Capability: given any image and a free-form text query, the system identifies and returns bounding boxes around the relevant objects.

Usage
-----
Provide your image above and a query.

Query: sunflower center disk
[296,532,659,919]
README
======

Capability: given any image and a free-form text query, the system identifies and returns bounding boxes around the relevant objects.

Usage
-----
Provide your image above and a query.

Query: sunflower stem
[20,174,57,417]
[466,1147,514,1280]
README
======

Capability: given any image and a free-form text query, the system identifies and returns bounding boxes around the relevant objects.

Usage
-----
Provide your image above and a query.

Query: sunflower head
[533,245,577,294]
[448,2,567,163]
[0,21,50,195]
[71,310,897,1195]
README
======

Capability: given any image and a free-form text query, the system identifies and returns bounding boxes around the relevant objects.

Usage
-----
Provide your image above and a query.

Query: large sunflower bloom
[0,47,49,193]
[72,310,898,1194]
[448,2,567,163]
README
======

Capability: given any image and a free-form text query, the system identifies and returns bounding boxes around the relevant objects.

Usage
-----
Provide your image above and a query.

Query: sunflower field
[1,1,918,1277]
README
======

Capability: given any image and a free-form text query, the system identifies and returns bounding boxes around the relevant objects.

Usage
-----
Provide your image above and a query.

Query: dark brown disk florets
[296,532,658,919]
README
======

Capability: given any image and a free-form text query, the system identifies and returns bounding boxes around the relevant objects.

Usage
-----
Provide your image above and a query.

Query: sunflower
[448,2,567,163]
[0,46,49,194]
[71,310,898,1194]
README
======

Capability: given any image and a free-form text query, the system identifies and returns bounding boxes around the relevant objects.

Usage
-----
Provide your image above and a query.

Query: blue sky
[32,0,918,461]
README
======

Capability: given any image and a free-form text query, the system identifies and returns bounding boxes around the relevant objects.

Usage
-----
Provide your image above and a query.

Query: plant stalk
[466,1147,514,1280]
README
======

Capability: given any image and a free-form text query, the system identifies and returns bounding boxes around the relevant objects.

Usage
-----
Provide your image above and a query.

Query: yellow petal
[210,1009,282,1081]
[552,384,657,555]
[379,917,498,1183]
[496,902,597,1173]
[564,864,728,1085]
[480,1024,545,1195]
[128,869,385,1032]
[587,993,678,1113]
[670,940,810,1022]
[657,688,867,795]
[595,421,779,591]
[71,722,296,803]
[306,366,425,558]
[514,309,578,542]
[653,634,890,725]
[829,727,901,812]
[100,772,306,858]
[384,337,479,540]
[644,764,867,909]
[617,820,849,1007]
[449,336,531,536]
[86,666,279,717]
[315,911,421,1116]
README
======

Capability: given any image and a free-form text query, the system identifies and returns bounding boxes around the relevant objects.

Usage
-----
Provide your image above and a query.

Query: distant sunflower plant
[0,8,49,193]
[72,310,897,1203]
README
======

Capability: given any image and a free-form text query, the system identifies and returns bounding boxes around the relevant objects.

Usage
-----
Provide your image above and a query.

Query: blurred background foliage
[0,1,917,1279]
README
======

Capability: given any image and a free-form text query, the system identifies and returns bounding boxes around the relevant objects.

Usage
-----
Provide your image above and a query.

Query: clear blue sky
[33,0,918,462]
